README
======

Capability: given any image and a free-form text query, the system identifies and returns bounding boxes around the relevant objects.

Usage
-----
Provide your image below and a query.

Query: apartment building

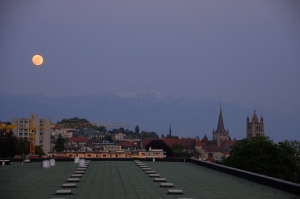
[12,117,51,154]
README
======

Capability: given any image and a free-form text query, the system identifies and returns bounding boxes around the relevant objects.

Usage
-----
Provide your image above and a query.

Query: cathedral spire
[217,107,225,133]
[169,123,172,137]
[252,109,258,123]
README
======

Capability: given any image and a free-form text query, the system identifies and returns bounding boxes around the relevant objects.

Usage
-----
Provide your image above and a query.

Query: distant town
[1,107,299,184]
[1,108,264,161]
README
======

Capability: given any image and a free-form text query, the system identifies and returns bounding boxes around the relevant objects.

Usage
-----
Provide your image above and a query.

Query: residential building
[66,137,87,148]
[114,133,125,140]
[12,117,51,154]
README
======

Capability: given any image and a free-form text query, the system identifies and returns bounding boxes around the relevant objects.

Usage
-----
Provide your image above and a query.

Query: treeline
[57,117,90,124]
[221,136,300,184]
[0,130,45,158]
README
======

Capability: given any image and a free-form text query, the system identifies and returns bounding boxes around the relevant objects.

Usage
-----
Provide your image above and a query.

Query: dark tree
[35,146,45,156]
[16,138,30,155]
[55,134,65,152]
[98,126,107,133]
[135,125,140,135]
[222,136,300,183]
[145,140,174,157]
[106,136,112,143]
[0,130,18,158]
[16,137,45,156]
[172,144,185,157]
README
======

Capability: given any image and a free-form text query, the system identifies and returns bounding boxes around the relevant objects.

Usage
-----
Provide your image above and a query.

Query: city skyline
[1,1,299,141]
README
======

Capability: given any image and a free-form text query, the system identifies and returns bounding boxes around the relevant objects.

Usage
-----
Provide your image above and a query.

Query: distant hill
[0,91,299,142]
[56,117,96,128]
[57,117,90,124]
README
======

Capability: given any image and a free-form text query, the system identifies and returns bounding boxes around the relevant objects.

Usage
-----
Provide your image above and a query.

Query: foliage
[221,136,300,183]
[135,125,140,135]
[35,146,45,156]
[16,138,29,155]
[0,130,18,158]
[140,131,158,138]
[55,134,65,152]
[98,126,107,133]
[57,117,90,124]
[107,128,135,136]
[145,140,174,157]
[161,134,165,138]
[56,117,96,128]
[106,136,112,143]
[171,144,185,157]
[15,138,45,156]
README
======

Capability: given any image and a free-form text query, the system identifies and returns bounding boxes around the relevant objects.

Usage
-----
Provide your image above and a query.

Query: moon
[32,55,43,66]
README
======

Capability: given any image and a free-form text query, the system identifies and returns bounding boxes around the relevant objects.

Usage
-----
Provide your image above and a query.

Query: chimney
[207,153,214,163]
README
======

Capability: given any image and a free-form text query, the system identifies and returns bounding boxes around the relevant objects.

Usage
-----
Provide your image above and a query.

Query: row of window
[247,126,264,131]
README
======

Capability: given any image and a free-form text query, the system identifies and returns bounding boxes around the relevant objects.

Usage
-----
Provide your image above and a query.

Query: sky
[1,1,300,116]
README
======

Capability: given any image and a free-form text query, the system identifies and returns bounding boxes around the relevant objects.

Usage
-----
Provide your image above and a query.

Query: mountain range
[0,90,298,142]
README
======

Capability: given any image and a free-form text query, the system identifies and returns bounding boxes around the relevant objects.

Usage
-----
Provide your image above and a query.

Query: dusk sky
[1,1,300,117]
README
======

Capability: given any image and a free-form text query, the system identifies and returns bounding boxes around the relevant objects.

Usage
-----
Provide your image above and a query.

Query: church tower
[212,107,230,146]
[246,110,264,138]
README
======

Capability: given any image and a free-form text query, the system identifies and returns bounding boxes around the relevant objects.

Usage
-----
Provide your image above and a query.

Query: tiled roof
[66,137,87,143]
[196,139,202,147]
[203,146,231,153]
[201,135,209,144]
[120,141,137,148]
[205,140,217,146]
[219,140,237,147]
[142,138,196,149]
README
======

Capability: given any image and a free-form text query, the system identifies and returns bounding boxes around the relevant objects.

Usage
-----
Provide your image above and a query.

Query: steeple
[217,107,225,133]
[169,123,172,137]
[252,109,258,123]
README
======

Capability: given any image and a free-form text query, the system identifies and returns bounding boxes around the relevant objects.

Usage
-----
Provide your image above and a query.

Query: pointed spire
[169,123,172,136]
[252,109,258,123]
[217,106,225,133]
[260,115,264,124]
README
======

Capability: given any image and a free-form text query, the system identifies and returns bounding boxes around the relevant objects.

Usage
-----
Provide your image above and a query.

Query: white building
[12,117,51,155]
[114,133,125,140]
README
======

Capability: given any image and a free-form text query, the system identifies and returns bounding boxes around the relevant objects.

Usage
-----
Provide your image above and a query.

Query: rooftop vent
[74,157,80,164]
[50,159,55,167]
[42,160,50,168]
[79,159,85,167]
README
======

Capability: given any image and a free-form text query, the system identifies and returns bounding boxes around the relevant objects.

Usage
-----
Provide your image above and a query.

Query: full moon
[32,55,43,66]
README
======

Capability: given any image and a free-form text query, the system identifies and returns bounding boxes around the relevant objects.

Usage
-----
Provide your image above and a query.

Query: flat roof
[0,161,297,199]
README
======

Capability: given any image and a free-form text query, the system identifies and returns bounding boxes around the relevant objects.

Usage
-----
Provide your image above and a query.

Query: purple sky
[1,1,300,116]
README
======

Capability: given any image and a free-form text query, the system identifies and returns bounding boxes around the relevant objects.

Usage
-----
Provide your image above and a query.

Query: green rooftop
[0,160,298,199]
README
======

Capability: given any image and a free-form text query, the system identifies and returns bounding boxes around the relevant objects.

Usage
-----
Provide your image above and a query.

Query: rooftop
[0,160,298,198]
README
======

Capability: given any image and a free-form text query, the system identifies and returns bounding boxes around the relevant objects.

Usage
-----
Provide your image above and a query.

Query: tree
[35,146,45,156]
[221,136,300,183]
[0,130,19,158]
[55,134,65,152]
[135,125,140,135]
[145,140,174,157]
[16,137,30,155]
[161,134,165,138]
[172,144,185,157]
[106,136,112,143]
[98,126,107,133]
